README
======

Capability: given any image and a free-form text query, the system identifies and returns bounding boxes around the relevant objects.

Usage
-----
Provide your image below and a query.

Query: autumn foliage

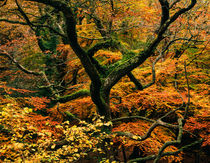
[0,0,209,162]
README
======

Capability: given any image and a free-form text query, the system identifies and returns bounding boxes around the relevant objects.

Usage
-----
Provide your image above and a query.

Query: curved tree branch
[103,0,197,93]
[26,0,112,119]
[0,0,7,7]
[0,49,60,97]
[0,49,42,76]
[0,18,67,38]
[112,116,155,123]
[142,52,162,89]
[22,0,197,121]
[154,118,183,162]
[127,72,144,90]
[114,61,195,162]
[15,0,67,38]
[187,40,209,66]
[56,89,90,103]
[15,0,35,30]
[170,0,181,9]
[128,139,203,163]
[27,0,101,84]
[127,37,194,91]
[159,0,169,27]
[183,61,190,119]
[127,117,202,163]
[166,0,197,28]
[0,19,28,25]
[87,40,115,57]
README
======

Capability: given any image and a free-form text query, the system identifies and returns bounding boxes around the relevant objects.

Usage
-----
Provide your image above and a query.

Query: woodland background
[0,0,209,162]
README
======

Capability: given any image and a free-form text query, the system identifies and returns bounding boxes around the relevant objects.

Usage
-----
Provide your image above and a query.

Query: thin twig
[0,49,41,76]
[187,41,209,66]
[112,116,155,123]
[184,61,190,119]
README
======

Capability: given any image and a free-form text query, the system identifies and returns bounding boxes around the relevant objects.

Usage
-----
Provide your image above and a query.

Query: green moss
[36,28,60,53]
[57,89,90,103]
[107,50,141,75]
[21,53,46,70]
[64,111,78,121]
[187,47,199,54]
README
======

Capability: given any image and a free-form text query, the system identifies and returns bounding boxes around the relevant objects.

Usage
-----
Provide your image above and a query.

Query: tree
[0,0,197,119]
[1,0,208,162]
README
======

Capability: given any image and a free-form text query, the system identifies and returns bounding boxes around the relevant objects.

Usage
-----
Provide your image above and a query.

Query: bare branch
[104,0,197,93]
[87,40,115,57]
[127,51,162,91]
[162,37,197,55]
[112,116,155,123]
[159,0,169,27]
[142,52,162,89]
[183,61,190,119]
[0,49,61,98]
[169,0,181,9]
[0,49,42,76]
[90,14,107,38]
[41,71,60,97]
[128,139,203,163]
[14,0,67,38]
[154,118,183,162]
[56,89,90,103]
[112,115,181,130]
[160,100,185,121]
[133,37,199,91]
[127,72,144,90]
[187,41,209,66]
[0,17,67,38]
[167,0,197,27]
[15,0,35,30]
[113,118,182,144]
[77,35,106,40]
[0,19,28,25]
[113,131,143,141]
[0,0,7,7]
[113,121,160,142]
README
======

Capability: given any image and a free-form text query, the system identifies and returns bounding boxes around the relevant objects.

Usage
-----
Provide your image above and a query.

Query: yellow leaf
[51,144,56,149]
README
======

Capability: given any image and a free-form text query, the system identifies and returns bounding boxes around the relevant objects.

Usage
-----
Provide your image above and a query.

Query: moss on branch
[64,111,81,122]
[87,39,117,57]
[57,89,90,103]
